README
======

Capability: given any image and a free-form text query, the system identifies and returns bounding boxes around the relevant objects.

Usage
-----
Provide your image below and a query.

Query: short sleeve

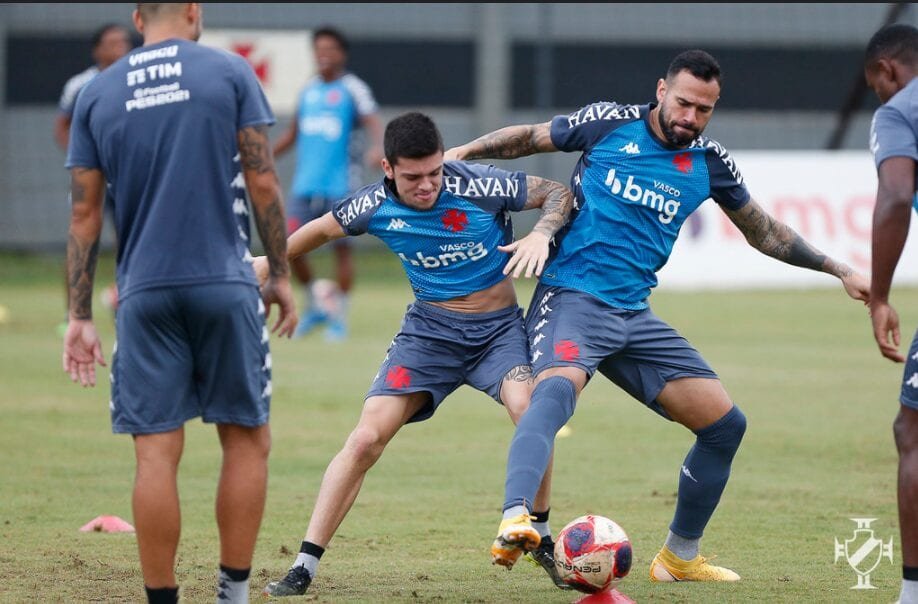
[231,55,275,130]
[332,182,388,235]
[443,161,528,212]
[342,74,379,117]
[871,104,918,168]
[64,89,100,170]
[550,102,641,153]
[704,141,749,210]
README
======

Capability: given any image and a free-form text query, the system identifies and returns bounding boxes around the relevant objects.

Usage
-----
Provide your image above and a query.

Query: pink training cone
[79,515,135,533]
[572,589,635,604]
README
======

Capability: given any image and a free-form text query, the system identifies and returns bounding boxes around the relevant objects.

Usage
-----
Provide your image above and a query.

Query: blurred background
[1,2,915,274]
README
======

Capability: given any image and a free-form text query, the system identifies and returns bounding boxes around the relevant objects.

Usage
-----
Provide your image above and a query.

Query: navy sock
[670,405,747,539]
[503,377,576,511]
[145,586,179,604]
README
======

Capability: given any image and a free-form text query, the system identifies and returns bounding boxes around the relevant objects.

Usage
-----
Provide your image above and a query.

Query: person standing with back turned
[62,4,297,603]
[864,22,918,604]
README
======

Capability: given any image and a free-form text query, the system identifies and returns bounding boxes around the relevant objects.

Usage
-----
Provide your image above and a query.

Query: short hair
[865,23,918,68]
[666,50,722,86]
[91,23,127,48]
[313,25,349,53]
[136,3,186,23]
[384,112,443,166]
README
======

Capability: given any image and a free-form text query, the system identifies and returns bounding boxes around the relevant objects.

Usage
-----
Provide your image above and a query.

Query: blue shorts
[287,194,350,248]
[111,283,271,434]
[366,302,530,423]
[525,283,718,419]
[900,329,918,411]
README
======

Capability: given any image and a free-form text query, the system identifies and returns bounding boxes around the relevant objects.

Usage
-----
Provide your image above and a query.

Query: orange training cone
[572,590,635,604]
[79,515,135,533]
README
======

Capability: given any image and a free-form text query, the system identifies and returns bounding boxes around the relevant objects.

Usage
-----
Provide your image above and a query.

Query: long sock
[216,566,249,603]
[303,284,315,313]
[502,505,529,521]
[670,405,747,540]
[664,530,699,561]
[145,586,179,604]
[532,509,552,539]
[503,377,576,511]
[293,541,324,578]
[901,567,918,604]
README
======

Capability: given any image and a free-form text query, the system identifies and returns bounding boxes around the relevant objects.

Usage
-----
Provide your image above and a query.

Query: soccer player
[446,49,871,582]
[273,25,384,342]
[62,4,297,603]
[864,23,918,604]
[258,112,573,597]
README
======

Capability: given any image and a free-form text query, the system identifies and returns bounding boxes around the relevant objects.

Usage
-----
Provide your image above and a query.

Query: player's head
[134,3,203,43]
[654,50,722,147]
[313,26,349,80]
[864,23,918,104]
[382,112,444,210]
[91,23,131,69]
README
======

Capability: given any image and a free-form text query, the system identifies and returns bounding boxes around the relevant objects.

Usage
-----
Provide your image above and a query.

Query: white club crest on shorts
[833,518,893,589]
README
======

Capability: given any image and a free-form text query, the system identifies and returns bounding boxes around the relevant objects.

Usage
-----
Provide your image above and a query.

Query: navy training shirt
[66,38,275,298]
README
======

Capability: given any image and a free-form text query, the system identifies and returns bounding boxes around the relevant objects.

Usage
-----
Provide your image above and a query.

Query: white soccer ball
[554,514,633,593]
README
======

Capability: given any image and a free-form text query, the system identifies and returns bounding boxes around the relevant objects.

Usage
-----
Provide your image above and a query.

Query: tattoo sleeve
[67,167,104,320]
[724,199,852,277]
[525,175,573,238]
[238,125,289,277]
[461,122,555,160]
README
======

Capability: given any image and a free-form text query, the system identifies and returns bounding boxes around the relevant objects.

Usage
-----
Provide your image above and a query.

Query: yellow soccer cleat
[490,513,541,570]
[649,545,740,582]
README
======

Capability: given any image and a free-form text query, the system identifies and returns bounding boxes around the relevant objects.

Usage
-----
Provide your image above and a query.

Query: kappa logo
[619,142,641,155]
[387,218,411,230]
[681,465,698,483]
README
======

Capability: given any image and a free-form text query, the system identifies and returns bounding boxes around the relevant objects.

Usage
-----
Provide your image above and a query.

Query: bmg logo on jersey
[398,241,488,268]
[604,168,681,224]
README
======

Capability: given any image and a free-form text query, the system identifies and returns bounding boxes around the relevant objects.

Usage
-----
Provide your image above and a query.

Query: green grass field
[0,250,911,603]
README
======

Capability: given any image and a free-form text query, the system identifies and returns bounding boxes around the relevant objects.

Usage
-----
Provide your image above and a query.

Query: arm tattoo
[726,200,850,275]
[67,232,100,320]
[463,123,553,160]
[238,124,275,174]
[252,192,289,278]
[526,176,573,238]
[503,365,533,384]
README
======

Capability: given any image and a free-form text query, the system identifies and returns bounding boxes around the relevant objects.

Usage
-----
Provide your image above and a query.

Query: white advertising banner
[656,151,917,291]
[198,29,313,115]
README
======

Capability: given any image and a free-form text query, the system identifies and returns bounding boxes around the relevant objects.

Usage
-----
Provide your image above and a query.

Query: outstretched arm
[445,122,556,161]
[237,124,298,337]
[870,156,915,362]
[500,176,574,279]
[252,212,346,286]
[63,167,107,386]
[723,197,870,301]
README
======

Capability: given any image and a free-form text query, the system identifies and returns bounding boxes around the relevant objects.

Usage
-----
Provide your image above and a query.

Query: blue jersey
[292,73,378,199]
[333,161,527,301]
[870,77,918,201]
[66,38,275,299]
[545,102,749,310]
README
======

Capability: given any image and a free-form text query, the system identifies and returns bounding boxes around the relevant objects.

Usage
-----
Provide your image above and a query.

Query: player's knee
[344,425,388,467]
[697,404,746,451]
[893,409,918,455]
[502,387,532,423]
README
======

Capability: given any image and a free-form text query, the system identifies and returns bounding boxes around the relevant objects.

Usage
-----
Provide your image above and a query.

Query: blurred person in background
[864,22,918,604]
[62,3,296,602]
[447,49,870,585]
[273,25,384,341]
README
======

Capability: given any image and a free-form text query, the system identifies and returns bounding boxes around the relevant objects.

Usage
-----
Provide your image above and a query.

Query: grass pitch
[0,250,910,603]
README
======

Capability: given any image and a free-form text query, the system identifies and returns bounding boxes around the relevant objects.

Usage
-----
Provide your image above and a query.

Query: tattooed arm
[237,124,298,337]
[723,197,870,302]
[445,122,557,161]
[500,176,574,279]
[63,167,107,386]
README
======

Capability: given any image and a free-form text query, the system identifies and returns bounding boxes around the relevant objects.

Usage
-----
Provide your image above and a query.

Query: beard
[657,107,701,147]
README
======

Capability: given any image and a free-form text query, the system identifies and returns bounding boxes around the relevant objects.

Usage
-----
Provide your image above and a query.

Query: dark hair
[313,25,349,53]
[91,23,128,48]
[666,49,722,86]
[865,23,918,67]
[384,112,443,165]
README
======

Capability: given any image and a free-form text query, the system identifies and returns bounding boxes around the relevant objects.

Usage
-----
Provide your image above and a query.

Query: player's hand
[498,231,550,279]
[62,318,107,387]
[841,271,870,304]
[261,275,298,338]
[252,256,270,288]
[443,146,464,162]
[870,300,905,363]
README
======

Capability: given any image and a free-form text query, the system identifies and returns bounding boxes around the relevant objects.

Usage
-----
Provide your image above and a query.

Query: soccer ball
[554,515,632,593]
